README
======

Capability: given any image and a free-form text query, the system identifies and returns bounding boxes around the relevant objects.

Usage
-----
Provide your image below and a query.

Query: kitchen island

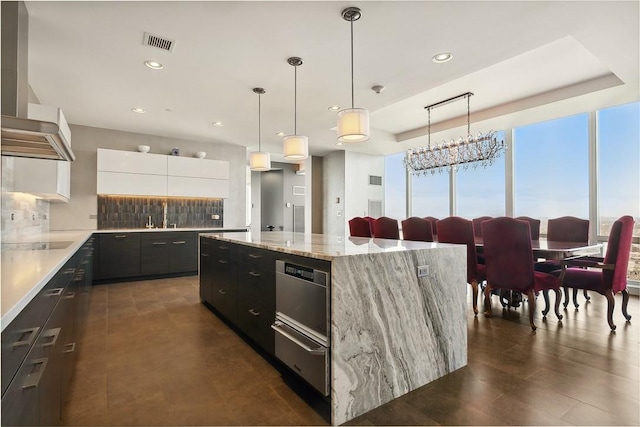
[200,231,467,425]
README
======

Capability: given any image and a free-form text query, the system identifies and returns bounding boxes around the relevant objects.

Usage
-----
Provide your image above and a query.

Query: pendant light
[337,6,370,144]
[249,87,271,171]
[283,57,309,160]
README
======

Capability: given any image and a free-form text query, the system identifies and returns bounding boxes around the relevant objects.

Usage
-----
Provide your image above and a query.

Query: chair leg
[572,288,579,309]
[542,289,550,317]
[553,289,563,321]
[583,289,591,302]
[484,284,493,317]
[527,289,537,331]
[563,286,570,308]
[470,280,479,316]
[604,289,616,331]
[622,289,632,321]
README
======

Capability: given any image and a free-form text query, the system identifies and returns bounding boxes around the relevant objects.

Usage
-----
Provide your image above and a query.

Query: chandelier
[404,92,505,175]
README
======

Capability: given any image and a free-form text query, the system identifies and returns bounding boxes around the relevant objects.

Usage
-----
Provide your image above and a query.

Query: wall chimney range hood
[1,1,75,161]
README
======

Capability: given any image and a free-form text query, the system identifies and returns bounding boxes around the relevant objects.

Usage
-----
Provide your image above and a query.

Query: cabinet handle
[249,271,261,277]
[172,241,186,245]
[201,253,210,257]
[63,268,75,275]
[44,288,64,297]
[248,309,260,317]
[114,235,127,239]
[218,245,228,250]
[217,289,227,295]
[248,253,262,259]
[63,343,76,354]
[41,328,61,348]
[22,358,48,389]
[218,259,228,264]
[65,292,76,299]
[12,327,40,348]
[152,242,167,246]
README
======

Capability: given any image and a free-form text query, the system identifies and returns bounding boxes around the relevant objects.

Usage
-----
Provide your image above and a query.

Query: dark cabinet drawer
[168,237,197,273]
[210,258,237,323]
[239,246,277,270]
[237,266,276,355]
[141,235,170,276]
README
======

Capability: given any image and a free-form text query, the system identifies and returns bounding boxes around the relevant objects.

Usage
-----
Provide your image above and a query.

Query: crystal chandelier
[404,92,505,175]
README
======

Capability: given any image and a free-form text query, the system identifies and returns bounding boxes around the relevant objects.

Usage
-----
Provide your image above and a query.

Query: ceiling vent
[142,32,175,52]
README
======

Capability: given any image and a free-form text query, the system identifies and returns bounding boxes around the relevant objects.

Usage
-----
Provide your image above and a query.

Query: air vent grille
[143,32,175,52]
[369,175,382,186]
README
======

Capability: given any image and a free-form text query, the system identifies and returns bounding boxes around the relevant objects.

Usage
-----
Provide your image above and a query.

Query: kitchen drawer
[238,246,277,270]
[168,237,197,273]
[97,233,141,279]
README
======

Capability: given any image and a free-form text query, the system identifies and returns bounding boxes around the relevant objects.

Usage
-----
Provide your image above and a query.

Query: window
[412,171,450,219]
[514,114,589,234]
[456,130,506,218]
[384,152,406,220]
[597,101,639,281]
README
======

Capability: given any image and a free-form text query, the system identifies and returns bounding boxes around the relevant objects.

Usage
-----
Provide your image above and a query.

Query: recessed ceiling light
[212,121,224,127]
[275,132,285,136]
[432,52,453,63]
[328,105,341,111]
[144,60,163,70]
[132,107,146,114]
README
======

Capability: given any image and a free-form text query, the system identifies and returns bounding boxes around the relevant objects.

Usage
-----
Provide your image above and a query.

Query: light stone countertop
[201,231,460,261]
[1,230,93,330]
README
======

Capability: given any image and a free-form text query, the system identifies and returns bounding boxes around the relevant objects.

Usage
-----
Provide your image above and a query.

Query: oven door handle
[271,322,326,355]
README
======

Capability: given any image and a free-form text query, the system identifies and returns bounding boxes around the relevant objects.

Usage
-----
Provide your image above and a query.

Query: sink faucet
[162,202,168,229]
[145,215,154,229]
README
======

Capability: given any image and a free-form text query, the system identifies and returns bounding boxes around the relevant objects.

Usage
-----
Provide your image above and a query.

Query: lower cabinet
[199,237,276,356]
[95,233,140,280]
[1,238,94,426]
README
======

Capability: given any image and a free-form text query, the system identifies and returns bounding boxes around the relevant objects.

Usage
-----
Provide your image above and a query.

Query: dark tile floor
[63,276,639,426]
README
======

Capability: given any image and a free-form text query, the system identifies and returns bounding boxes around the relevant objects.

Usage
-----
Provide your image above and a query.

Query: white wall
[50,124,247,230]
[322,151,345,237]
[344,151,385,226]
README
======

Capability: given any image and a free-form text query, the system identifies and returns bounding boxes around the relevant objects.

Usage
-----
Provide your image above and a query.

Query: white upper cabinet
[97,148,167,175]
[96,149,229,198]
[13,158,71,202]
[167,156,229,180]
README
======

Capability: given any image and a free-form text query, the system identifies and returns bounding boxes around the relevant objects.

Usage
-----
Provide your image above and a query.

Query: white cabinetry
[13,158,71,201]
[167,156,229,198]
[96,149,229,198]
[12,104,72,201]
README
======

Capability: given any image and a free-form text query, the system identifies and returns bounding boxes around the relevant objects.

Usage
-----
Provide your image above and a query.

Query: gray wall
[253,162,305,232]
[260,169,284,231]
[50,124,247,230]
[311,156,323,234]
[322,151,346,237]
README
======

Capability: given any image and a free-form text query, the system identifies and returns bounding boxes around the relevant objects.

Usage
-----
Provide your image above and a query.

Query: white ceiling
[23,1,639,161]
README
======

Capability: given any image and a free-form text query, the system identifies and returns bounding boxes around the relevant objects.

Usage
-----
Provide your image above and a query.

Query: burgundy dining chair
[534,216,590,311]
[554,215,634,330]
[372,216,400,239]
[472,216,492,238]
[515,216,541,240]
[348,217,372,238]
[481,217,563,330]
[401,217,434,242]
[436,217,486,315]
[423,217,439,239]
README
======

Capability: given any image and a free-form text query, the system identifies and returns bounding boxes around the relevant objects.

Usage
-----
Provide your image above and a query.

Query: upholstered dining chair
[482,217,563,330]
[554,215,634,330]
[515,216,541,240]
[436,217,486,315]
[372,216,400,240]
[423,217,439,239]
[401,217,434,242]
[472,216,493,238]
[348,217,372,238]
[363,216,376,234]
[534,216,590,311]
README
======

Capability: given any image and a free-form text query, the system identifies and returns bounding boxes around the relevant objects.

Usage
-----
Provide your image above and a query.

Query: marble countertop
[201,231,458,261]
[1,230,93,330]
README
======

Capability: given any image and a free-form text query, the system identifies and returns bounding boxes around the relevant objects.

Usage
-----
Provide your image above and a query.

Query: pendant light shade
[337,7,370,144]
[249,87,271,172]
[337,108,370,143]
[249,151,271,171]
[283,57,309,160]
[283,135,308,159]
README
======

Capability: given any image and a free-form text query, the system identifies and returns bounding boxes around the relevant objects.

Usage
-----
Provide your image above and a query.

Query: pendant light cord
[467,94,471,136]
[428,108,431,148]
[350,18,355,109]
[258,93,262,151]
[294,65,297,134]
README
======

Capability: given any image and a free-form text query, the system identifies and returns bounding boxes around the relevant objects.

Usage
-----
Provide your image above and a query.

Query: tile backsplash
[97,195,223,229]
[1,157,51,241]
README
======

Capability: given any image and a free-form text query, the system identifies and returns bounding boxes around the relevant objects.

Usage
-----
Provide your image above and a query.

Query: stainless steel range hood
[1,1,75,161]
